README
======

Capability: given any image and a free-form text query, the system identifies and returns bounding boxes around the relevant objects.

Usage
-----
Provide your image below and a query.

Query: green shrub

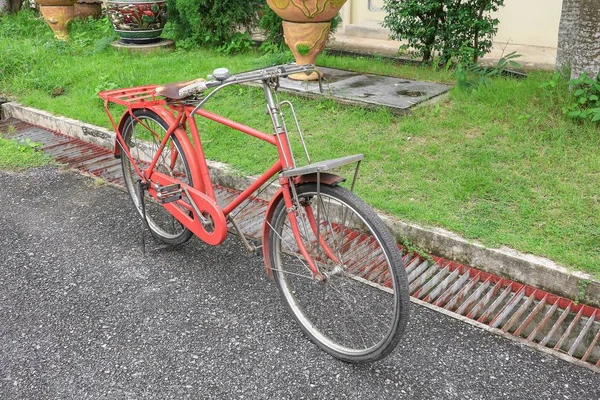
[258,5,285,51]
[166,0,263,52]
[563,71,600,123]
[541,71,600,123]
[382,0,504,64]
[454,51,521,92]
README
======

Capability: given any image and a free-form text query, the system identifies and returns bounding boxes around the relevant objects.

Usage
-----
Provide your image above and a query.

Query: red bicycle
[99,64,410,363]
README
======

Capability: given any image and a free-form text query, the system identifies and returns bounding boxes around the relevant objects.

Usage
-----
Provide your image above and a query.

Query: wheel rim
[272,188,401,357]
[122,114,191,241]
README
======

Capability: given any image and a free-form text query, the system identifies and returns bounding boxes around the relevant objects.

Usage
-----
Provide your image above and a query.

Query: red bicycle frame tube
[144,111,185,179]
[183,105,324,278]
[182,106,287,216]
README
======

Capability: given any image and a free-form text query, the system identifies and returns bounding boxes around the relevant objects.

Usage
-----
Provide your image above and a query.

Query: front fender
[261,172,345,279]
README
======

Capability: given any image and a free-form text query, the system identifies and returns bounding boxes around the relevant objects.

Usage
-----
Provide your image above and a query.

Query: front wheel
[267,183,410,363]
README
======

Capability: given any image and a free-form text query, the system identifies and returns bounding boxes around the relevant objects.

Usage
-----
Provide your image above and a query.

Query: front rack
[280,154,364,178]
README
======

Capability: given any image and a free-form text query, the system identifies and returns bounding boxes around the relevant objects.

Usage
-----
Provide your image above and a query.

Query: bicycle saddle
[154,78,207,100]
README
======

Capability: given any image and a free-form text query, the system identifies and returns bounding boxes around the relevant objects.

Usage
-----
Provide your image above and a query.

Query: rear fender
[261,172,345,279]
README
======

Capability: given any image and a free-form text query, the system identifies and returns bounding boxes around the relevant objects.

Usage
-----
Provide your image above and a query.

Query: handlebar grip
[178,80,208,98]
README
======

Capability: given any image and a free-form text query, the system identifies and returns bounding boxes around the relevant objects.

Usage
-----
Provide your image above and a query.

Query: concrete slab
[276,67,452,112]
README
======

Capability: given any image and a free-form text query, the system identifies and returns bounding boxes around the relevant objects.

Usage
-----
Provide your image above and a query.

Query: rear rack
[98,85,165,107]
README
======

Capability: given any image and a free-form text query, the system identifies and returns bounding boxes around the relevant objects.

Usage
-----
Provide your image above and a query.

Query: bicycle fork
[279,177,346,282]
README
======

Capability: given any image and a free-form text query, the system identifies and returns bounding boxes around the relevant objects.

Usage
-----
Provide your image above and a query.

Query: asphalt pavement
[1,167,599,399]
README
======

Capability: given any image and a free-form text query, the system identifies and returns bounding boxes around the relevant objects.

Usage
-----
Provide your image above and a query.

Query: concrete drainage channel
[1,114,599,374]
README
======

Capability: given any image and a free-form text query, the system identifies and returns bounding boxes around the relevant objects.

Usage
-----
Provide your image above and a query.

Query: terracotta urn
[107,0,168,44]
[35,0,77,41]
[267,0,347,80]
[74,0,102,19]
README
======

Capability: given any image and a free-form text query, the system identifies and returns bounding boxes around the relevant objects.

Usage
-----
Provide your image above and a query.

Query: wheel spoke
[266,220,315,278]
[268,183,409,363]
[120,111,193,245]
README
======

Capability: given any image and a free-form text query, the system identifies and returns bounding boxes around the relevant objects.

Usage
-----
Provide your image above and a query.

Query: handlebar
[178,64,317,99]
[223,63,316,85]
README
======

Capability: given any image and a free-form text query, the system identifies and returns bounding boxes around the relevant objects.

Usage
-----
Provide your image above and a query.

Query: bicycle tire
[120,109,194,246]
[268,183,410,363]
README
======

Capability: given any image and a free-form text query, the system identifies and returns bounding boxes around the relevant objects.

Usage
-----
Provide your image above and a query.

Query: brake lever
[267,75,280,91]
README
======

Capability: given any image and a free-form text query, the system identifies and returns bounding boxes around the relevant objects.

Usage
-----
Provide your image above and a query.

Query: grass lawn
[1,12,599,277]
[0,136,54,170]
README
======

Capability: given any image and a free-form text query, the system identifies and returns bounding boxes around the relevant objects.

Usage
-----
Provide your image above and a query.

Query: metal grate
[1,118,598,372]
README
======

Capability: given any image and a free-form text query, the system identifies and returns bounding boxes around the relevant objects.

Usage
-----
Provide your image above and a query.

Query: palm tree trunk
[556,0,600,79]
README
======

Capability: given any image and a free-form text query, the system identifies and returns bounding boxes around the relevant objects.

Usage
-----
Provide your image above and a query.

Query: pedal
[155,183,182,204]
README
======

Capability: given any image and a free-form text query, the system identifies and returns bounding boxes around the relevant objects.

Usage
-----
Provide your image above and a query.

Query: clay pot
[35,0,76,40]
[283,21,330,80]
[36,0,76,6]
[107,0,168,44]
[38,6,76,41]
[266,0,345,23]
[266,0,347,81]
[74,1,102,19]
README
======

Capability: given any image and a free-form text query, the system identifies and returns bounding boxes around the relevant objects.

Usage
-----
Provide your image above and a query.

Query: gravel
[1,167,598,399]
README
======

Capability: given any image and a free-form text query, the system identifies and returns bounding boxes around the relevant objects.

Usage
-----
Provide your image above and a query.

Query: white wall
[493,0,562,47]
[344,0,563,49]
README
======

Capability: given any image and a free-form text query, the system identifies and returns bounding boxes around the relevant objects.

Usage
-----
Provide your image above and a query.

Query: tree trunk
[556,0,600,79]
[5,0,22,13]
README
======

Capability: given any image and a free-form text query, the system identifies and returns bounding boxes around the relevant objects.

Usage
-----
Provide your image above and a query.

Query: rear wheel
[120,109,193,245]
[268,183,410,363]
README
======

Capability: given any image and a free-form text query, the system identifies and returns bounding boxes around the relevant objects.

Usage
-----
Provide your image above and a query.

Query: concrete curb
[3,101,599,308]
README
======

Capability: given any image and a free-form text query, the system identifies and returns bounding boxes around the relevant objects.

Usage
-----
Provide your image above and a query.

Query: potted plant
[106,0,167,44]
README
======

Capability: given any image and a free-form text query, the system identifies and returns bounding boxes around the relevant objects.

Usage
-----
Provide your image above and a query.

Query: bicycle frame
[100,72,359,280]
[97,66,410,364]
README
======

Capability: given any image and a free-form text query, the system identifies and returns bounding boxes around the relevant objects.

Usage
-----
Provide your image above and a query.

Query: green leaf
[508,60,521,68]
[584,77,595,85]
[574,89,585,97]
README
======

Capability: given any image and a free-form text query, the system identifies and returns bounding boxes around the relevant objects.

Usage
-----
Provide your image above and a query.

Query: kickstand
[137,179,150,255]
[135,179,172,255]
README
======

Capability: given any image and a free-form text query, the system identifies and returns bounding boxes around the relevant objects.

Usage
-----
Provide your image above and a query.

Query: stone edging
[2,101,598,307]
